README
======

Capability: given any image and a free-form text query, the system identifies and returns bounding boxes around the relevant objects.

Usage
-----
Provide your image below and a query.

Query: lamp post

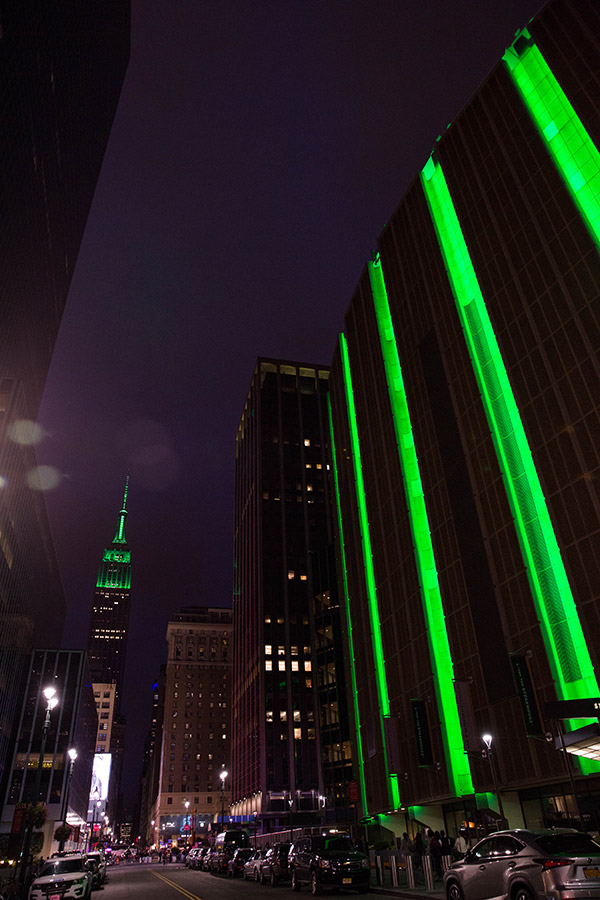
[151,819,155,848]
[59,748,77,850]
[482,734,505,825]
[184,800,190,847]
[220,769,228,832]
[19,686,59,886]
[288,797,294,843]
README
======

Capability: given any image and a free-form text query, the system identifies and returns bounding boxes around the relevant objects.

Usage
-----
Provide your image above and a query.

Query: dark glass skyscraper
[0,1,130,796]
[87,480,132,711]
[329,0,600,841]
[231,360,335,833]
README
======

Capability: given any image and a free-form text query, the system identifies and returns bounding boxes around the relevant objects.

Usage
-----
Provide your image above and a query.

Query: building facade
[231,360,338,833]
[152,607,232,848]
[0,650,97,858]
[0,0,130,799]
[329,0,600,839]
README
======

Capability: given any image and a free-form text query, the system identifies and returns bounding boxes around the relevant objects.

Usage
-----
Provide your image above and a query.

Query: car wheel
[310,871,321,896]
[292,870,302,892]
[513,886,535,900]
[446,880,464,900]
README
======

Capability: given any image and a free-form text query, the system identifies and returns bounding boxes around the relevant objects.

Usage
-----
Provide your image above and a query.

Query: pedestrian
[440,830,452,856]
[429,831,442,878]
[453,829,470,860]
[400,833,413,859]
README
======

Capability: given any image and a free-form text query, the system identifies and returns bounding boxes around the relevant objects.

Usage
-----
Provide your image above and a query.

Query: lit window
[266,711,273,722]
[303,646,311,655]
[265,661,272,671]
[278,646,285,655]
[305,463,312,469]
[307,484,313,492]
[307,728,316,740]
[304,439,310,447]
[304,661,312,672]
[293,711,300,722]
[277,617,284,624]
[280,711,287,721]
[294,728,302,740]
[278,661,285,671]
[265,617,271,624]
[263,491,269,500]
[300,575,307,581]
[291,646,298,655]
[265,645,272,655]
[288,570,295,580]
[316,463,322,470]
[291,661,298,671]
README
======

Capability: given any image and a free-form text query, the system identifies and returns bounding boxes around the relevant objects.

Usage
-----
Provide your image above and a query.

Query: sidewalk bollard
[376,855,384,885]
[442,854,453,872]
[405,854,416,888]
[423,854,435,891]
[390,854,399,886]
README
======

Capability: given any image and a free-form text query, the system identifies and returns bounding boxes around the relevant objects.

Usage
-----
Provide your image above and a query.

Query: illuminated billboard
[87,752,112,819]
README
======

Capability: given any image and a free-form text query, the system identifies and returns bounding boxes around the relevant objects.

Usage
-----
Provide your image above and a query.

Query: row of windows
[264,645,310,656]
[265,660,311,672]
[265,710,313,722]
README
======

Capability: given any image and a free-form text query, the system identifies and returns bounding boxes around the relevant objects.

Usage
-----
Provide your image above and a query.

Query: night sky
[37,0,540,814]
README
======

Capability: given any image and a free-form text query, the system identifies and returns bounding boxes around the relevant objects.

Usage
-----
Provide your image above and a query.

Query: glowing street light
[220,769,228,832]
[482,733,505,824]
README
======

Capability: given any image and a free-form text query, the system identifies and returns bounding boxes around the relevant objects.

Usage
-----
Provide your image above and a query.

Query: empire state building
[87,479,132,711]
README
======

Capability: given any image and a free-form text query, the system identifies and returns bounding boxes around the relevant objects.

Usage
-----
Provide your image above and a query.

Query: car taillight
[534,858,573,870]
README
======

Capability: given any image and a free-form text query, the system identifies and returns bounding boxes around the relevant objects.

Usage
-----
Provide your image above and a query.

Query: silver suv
[445,829,600,900]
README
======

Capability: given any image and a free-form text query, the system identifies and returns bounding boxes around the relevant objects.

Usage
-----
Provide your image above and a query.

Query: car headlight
[318,859,331,868]
[361,858,370,868]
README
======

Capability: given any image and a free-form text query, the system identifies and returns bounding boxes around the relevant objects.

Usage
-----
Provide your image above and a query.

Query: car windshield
[325,837,354,852]
[40,859,84,876]
[535,834,600,856]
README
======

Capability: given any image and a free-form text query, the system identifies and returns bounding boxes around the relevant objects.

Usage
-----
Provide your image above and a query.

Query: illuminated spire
[113,476,129,544]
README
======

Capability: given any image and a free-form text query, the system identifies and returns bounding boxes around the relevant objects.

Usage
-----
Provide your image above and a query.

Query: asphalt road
[100,863,295,899]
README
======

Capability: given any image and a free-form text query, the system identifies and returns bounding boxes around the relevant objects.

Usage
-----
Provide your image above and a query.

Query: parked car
[244,849,267,881]
[260,841,291,885]
[185,847,200,868]
[29,855,93,900]
[288,833,370,894]
[228,847,254,877]
[86,851,107,885]
[444,829,600,900]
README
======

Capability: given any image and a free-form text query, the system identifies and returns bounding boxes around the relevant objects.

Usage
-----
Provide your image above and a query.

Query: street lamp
[19,686,59,886]
[59,748,77,850]
[482,733,505,825]
[220,769,228,832]
[288,797,294,842]
[184,800,190,846]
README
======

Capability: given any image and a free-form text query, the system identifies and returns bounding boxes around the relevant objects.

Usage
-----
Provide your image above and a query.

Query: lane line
[151,868,203,899]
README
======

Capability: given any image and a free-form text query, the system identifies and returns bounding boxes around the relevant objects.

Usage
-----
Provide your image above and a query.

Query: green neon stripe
[421,160,600,766]
[327,393,368,814]
[368,257,473,797]
[503,31,600,252]
[339,333,399,809]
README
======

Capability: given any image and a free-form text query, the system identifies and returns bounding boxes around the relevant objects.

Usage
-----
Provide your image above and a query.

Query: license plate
[343,877,352,884]
[50,895,61,900]
[584,868,600,878]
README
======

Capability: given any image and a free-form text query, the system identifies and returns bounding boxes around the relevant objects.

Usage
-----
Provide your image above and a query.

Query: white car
[85,850,107,884]
[29,855,92,899]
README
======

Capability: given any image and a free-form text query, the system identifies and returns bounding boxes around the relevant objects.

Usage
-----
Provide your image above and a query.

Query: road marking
[151,869,203,899]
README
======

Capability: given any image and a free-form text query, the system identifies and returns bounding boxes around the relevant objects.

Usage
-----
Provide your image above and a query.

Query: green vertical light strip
[339,333,400,810]
[368,257,474,797]
[503,30,600,252]
[421,159,600,768]
[327,393,368,814]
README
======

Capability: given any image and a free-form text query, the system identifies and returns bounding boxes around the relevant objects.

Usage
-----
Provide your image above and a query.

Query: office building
[328,0,600,840]
[87,480,132,711]
[152,607,232,848]
[0,0,130,795]
[0,650,97,858]
[231,360,336,833]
